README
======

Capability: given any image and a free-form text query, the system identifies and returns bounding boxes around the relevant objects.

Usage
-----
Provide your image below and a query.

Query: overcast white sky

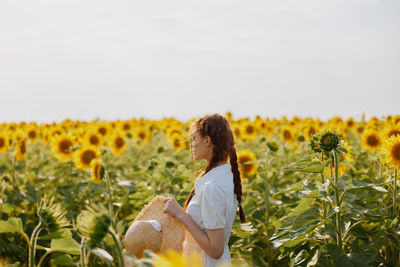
[0,0,399,123]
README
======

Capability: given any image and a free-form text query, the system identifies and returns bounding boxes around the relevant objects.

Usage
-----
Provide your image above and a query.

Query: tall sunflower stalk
[263,146,272,265]
[311,131,343,250]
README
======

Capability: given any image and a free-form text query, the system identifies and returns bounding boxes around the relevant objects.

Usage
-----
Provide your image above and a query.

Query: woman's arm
[163,198,225,259]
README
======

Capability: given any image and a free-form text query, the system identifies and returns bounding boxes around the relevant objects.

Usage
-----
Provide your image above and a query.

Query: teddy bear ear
[124,220,162,258]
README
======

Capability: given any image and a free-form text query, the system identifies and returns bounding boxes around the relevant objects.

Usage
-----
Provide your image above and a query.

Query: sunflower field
[1,113,400,267]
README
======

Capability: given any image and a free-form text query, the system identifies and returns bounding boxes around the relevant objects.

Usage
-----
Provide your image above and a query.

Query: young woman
[163,113,246,267]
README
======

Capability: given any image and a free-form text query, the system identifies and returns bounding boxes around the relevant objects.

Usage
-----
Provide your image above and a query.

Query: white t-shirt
[183,163,238,267]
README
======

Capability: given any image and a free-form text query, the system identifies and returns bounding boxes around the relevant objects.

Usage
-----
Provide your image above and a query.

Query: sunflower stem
[28,221,42,267]
[321,154,327,235]
[109,228,125,267]
[80,237,87,267]
[37,250,51,267]
[333,150,343,251]
[393,167,398,217]
[104,169,115,229]
[11,152,16,217]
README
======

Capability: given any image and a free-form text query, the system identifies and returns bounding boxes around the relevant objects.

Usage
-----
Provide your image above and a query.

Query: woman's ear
[205,136,211,146]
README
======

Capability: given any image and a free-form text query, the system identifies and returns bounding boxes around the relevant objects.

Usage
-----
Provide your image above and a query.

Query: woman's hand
[163,197,186,221]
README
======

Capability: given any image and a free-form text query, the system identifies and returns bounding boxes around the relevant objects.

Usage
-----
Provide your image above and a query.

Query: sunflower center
[389,130,400,138]
[283,130,291,139]
[20,141,27,154]
[59,139,73,153]
[138,132,145,140]
[28,130,37,139]
[174,139,180,147]
[367,135,379,147]
[391,144,400,161]
[322,135,332,145]
[234,128,240,137]
[246,125,254,134]
[0,138,5,148]
[123,123,131,131]
[115,137,125,149]
[89,135,99,145]
[357,126,364,134]
[308,127,316,137]
[81,150,96,165]
[98,127,107,136]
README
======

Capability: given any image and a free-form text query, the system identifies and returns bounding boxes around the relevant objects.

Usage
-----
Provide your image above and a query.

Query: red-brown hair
[184,113,246,223]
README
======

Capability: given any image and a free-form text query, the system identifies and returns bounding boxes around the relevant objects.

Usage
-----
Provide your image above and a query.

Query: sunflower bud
[77,204,111,247]
[37,196,69,233]
[266,141,279,152]
[319,131,340,152]
[310,135,322,153]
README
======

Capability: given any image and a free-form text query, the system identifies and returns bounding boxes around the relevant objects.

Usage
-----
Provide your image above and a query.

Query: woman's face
[191,132,212,162]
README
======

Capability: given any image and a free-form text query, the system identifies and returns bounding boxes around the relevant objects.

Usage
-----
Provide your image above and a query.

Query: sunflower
[110,134,127,156]
[37,196,69,233]
[381,135,400,168]
[91,159,103,184]
[383,124,400,139]
[25,125,40,144]
[14,139,27,162]
[0,133,9,153]
[52,135,75,162]
[232,124,242,140]
[96,123,110,138]
[153,249,203,267]
[361,129,382,153]
[280,126,296,144]
[135,128,148,144]
[303,125,318,140]
[310,135,322,153]
[74,146,100,171]
[237,149,257,177]
[84,131,102,148]
[241,121,258,141]
[169,133,187,152]
[393,115,400,126]
[166,126,183,138]
[319,130,340,152]
[345,118,356,130]
[120,120,133,133]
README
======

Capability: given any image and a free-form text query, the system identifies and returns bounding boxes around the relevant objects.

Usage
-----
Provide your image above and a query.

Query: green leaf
[337,179,388,192]
[50,238,80,255]
[348,252,375,267]
[326,244,341,260]
[291,208,320,230]
[91,247,113,265]
[284,198,311,220]
[282,161,323,173]
[0,217,23,234]
[117,180,135,191]
[0,165,7,175]
[53,254,75,266]
[292,249,307,266]
[38,228,72,240]
[335,254,354,267]
[0,203,16,215]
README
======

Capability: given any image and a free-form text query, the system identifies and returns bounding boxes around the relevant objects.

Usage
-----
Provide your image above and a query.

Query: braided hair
[184,114,246,223]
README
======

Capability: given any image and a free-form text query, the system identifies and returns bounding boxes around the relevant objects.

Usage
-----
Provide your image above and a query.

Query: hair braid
[230,147,246,223]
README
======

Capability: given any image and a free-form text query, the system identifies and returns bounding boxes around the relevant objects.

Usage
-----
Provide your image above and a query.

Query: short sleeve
[199,183,226,229]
